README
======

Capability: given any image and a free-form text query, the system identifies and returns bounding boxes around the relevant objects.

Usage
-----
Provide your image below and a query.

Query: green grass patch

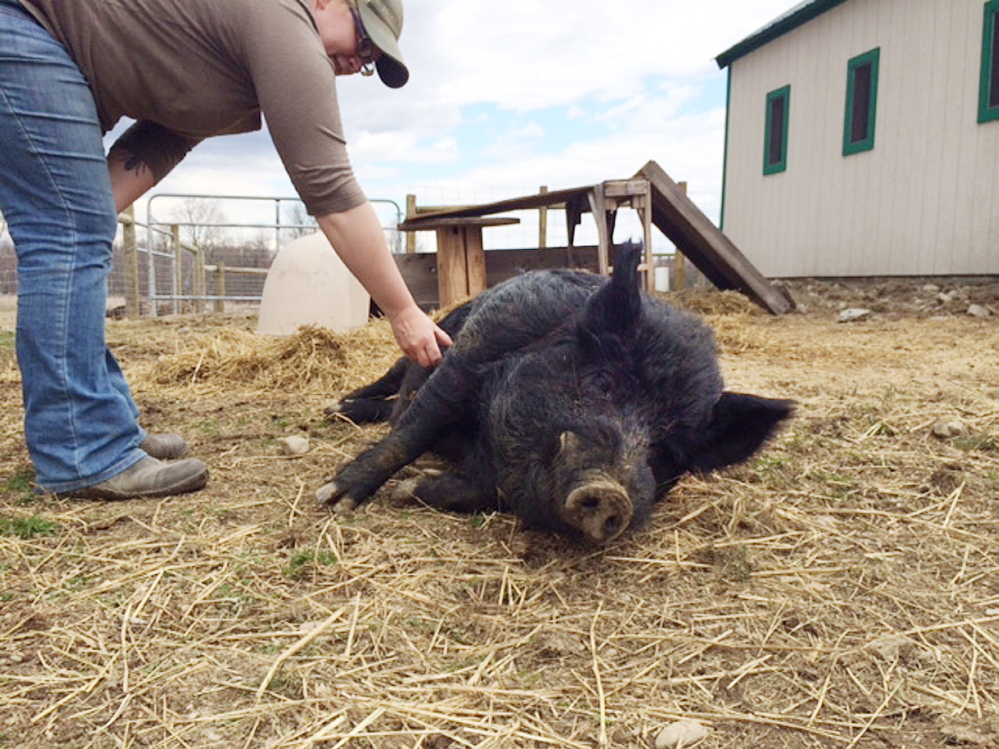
[283,549,338,579]
[955,433,999,453]
[3,469,36,505]
[0,330,14,366]
[0,513,58,539]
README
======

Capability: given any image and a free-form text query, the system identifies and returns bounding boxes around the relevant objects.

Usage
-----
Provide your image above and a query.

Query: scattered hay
[661,288,766,317]
[1,287,998,749]
[143,322,398,397]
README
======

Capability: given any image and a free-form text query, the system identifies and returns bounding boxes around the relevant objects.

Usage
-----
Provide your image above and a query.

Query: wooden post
[464,226,486,297]
[435,225,467,306]
[674,181,687,291]
[538,185,548,250]
[398,216,519,308]
[171,224,182,314]
[405,194,417,253]
[588,184,611,276]
[435,225,485,306]
[193,246,206,313]
[214,262,226,313]
[122,206,140,318]
[639,182,655,293]
[597,179,653,290]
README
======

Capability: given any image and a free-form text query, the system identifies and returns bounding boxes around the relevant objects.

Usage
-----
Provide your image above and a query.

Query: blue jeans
[0,0,147,492]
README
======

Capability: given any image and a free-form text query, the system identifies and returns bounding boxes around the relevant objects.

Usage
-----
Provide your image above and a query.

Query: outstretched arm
[317,204,452,367]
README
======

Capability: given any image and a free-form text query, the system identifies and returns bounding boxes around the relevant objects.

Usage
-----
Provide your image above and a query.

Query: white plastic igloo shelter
[257,231,370,335]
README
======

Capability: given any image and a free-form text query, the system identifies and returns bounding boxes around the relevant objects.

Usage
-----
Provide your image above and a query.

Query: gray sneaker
[140,433,188,460]
[63,456,209,500]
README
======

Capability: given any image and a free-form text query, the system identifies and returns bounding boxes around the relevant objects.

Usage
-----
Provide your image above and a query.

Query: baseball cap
[355,0,409,88]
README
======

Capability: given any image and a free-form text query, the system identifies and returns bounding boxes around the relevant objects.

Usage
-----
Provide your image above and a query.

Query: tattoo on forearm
[110,120,199,183]
[122,153,144,173]
[109,147,147,176]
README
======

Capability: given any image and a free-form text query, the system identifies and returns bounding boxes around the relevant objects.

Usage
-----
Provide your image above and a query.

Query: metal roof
[715,0,850,69]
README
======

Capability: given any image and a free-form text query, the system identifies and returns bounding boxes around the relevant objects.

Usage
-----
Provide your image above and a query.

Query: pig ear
[691,393,795,472]
[580,245,643,341]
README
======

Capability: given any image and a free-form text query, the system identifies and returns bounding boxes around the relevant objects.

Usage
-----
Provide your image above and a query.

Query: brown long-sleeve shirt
[20,0,366,215]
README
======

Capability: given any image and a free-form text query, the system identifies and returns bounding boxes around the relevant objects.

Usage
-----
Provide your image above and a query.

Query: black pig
[318,247,793,545]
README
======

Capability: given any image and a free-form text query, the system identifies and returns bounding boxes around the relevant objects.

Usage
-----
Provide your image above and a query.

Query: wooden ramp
[634,161,794,314]
[400,160,794,315]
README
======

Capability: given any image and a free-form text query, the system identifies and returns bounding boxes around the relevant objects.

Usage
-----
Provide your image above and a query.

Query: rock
[939,723,994,746]
[967,304,991,318]
[868,635,906,661]
[931,419,968,439]
[280,435,310,456]
[922,284,940,293]
[838,308,872,323]
[655,719,709,748]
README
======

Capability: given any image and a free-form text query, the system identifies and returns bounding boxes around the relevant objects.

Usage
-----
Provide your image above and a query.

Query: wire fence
[0,184,698,327]
[0,194,405,320]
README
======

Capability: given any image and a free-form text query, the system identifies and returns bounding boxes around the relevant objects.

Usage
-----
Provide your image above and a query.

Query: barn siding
[722,0,999,277]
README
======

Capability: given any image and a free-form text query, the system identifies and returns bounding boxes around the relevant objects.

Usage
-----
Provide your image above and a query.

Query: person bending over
[0,0,451,499]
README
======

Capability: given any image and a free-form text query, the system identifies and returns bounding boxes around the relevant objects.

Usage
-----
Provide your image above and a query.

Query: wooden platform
[399,160,794,314]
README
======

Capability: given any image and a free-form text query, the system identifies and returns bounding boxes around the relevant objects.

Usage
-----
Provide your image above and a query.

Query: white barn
[716,0,999,278]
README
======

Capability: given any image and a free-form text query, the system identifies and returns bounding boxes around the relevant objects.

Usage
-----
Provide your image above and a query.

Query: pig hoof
[315,481,339,505]
[389,469,444,503]
[316,481,358,514]
[390,477,421,503]
[332,498,358,514]
[564,480,633,545]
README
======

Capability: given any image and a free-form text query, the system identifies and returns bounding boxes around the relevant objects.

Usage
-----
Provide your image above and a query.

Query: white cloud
[349,131,461,165]
[446,106,727,210]
[139,0,799,234]
[407,0,795,111]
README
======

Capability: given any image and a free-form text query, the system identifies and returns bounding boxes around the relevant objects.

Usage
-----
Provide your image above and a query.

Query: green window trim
[980,0,999,123]
[764,85,790,175]
[843,48,880,156]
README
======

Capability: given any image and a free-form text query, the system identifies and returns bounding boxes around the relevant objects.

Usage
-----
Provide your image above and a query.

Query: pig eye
[583,370,616,398]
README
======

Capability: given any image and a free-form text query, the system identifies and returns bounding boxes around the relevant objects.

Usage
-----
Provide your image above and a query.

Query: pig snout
[563,477,633,545]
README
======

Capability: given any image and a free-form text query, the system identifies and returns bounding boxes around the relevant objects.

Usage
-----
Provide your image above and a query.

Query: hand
[389,304,453,368]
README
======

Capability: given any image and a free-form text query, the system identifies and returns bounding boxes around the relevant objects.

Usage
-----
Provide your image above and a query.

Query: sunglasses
[349,3,377,77]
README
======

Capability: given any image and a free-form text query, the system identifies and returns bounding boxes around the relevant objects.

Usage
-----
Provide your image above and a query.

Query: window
[843,48,880,155]
[764,85,790,174]
[980,0,999,123]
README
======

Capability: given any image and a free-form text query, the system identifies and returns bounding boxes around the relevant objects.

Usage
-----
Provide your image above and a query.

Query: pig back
[452,269,604,364]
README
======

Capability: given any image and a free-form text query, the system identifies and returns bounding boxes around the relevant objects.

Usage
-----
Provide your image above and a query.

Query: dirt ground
[0,279,997,749]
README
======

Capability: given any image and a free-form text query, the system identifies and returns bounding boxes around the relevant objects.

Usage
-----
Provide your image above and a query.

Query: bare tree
[281,202,318,243]
[170,197,228,253]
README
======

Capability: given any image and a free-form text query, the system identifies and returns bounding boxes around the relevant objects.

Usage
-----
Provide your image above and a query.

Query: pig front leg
[325,357,409,424]
[316,358,478,511]
[391,468,499,515]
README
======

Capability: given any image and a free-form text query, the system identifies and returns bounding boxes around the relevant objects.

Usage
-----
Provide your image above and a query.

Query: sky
[109,0,800,252]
